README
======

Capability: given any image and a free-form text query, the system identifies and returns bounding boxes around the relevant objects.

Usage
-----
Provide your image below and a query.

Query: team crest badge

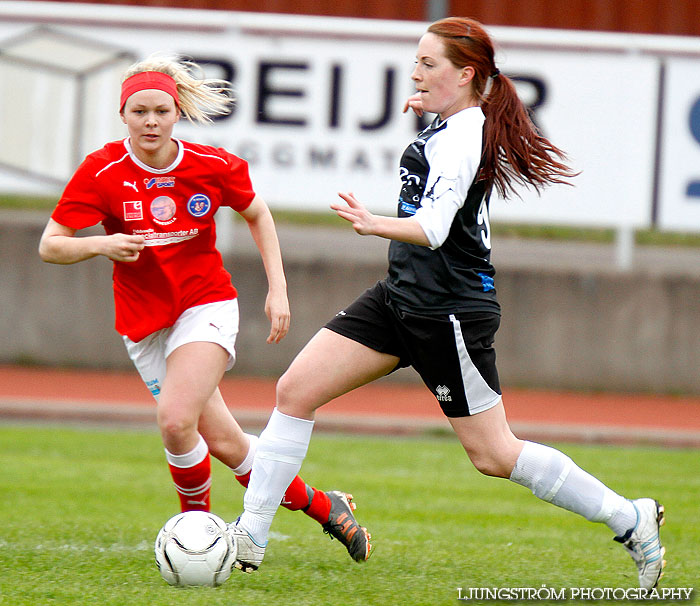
[187,194,211,217]
[151,196,177,225]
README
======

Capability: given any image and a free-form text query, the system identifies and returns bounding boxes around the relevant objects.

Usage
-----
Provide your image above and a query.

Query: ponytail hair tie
[490,68,500,79]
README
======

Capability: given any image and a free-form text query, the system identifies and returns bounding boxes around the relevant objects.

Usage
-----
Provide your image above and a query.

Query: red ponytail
[427,17,577,198]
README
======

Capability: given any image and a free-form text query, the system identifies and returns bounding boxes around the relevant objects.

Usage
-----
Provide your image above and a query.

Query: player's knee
[275,371,312,416]
[467,448,512,478]
[275,371,293,408]
[158,409,197,443]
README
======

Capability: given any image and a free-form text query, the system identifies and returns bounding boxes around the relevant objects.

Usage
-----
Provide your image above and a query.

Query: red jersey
[52,138,255,341]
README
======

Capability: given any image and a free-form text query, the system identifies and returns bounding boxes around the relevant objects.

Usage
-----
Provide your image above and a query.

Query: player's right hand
[103,233,145,262]
[402,93,424,117]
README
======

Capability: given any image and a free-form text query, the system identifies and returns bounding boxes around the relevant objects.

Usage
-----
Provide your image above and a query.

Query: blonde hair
[121,54,233,124]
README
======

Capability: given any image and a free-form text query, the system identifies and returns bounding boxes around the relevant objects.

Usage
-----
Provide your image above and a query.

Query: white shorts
[123,299,239,400]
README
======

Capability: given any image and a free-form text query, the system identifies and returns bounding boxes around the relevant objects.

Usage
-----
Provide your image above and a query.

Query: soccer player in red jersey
[39,55,370,568]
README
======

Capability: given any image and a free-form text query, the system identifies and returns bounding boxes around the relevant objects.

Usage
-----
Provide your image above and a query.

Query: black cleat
[322,491,372,562]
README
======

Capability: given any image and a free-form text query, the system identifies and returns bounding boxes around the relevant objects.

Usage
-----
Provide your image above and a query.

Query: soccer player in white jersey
[233,18,665,589]
[39,55,370,566]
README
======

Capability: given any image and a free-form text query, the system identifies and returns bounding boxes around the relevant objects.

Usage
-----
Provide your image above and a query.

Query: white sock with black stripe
[510,441,637,536]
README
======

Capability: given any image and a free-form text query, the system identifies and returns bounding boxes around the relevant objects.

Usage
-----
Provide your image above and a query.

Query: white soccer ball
[154,511,237,587]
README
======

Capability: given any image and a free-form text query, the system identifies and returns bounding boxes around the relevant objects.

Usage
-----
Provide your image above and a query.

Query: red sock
[234,473,331,524]
[169,455,211,512]
[303,488,332,524]
[234,470,251,488]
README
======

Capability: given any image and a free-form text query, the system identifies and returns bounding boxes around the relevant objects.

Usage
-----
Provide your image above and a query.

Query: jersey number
[476,196,492,250]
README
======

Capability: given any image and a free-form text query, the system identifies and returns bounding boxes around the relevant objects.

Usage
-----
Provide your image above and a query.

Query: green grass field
[0,425,697,605]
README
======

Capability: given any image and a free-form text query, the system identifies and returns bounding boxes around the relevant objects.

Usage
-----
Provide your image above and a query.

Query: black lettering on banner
[510,75,547,132]
[383,148,397,171]
[351,149,370,170]
[272,143,295,166]
[360,67,395,130]
[257,62,308,126]
[310,147,336,168]
[233,140,398,173]
[236,141,259,164]
[329,64,342,128]
[187,56,236,121]
[687,96,700,198]
[405,75,547,132]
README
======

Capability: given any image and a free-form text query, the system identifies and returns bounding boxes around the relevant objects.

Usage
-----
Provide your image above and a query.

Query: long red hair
[427,17,577,198]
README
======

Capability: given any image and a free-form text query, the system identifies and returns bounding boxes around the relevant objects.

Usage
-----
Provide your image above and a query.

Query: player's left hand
[265,290,290,344]
[331,192,377,236]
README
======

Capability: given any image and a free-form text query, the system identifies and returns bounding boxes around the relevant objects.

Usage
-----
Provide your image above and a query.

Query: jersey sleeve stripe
[183,147,228,165]
[94,152,131,178]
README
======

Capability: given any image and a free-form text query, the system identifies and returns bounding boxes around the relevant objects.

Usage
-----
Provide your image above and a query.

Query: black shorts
[324,281,502,417]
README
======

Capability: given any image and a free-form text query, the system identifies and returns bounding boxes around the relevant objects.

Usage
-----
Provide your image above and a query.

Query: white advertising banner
[0,6,423,208]
[657,58,700,232]
[489,49,657,228]
[0,2,699,231]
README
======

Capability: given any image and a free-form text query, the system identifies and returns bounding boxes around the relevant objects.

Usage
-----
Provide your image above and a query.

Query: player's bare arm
[332,192,431,246]
[238,195,290,344]
[39,218,145,264]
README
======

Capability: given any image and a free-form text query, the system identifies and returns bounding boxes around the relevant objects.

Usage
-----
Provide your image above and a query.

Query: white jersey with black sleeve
[385,106,500,315]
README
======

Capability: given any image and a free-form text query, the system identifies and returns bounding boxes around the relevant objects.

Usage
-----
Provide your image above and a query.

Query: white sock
[238,408,314,545]
[232,434,258,476]
[510,441,637,536]
[164,434,208,467]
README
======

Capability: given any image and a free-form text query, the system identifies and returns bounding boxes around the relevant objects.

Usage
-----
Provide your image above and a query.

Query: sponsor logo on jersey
[144,177,175,189]
[134,227,199,246]
[150,196,177,225]
[187,193,211,217]
[478,272,495,292]
[145,378,160,397]
[123,200,143,221]
[123,180,138,192]
[399,199,417,216]
[436,385,452,402]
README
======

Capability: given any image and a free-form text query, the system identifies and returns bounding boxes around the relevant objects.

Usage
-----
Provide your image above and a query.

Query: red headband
[120,71,180,110]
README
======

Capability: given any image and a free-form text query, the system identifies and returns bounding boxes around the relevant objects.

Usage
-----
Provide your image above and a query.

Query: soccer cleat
[322,491,372,562]
[229,520,266,573]
[614,498,666,589]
